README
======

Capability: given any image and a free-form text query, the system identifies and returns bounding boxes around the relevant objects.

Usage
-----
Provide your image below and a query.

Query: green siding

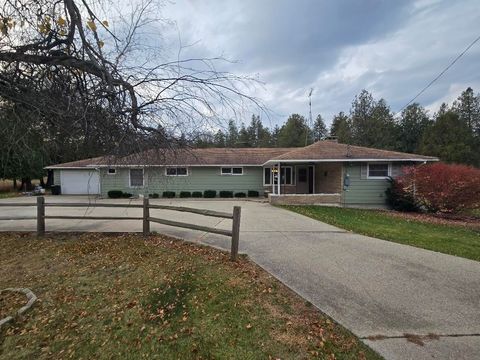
[342,163,390,206]
[99,166,264,197]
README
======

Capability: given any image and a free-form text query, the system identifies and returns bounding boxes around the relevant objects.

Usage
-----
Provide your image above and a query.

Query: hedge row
[108,189,261,199]
[107,190,132,198]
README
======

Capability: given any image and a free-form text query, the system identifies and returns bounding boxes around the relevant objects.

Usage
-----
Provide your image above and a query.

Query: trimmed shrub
[247,190,259,197]
[149,193,160,199]
[234,192,246,198]
[219,190,233,198]
[162,191,176,198]
[107,190,123,199]
[191,191,203,198]
[122,192,133,198]
[179,191,191,198]
[390,163,480,213]
[204,190,216,198]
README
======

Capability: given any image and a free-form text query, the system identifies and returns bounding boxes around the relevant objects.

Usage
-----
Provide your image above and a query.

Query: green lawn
[0,192,19,199]
[283,206,480,262]
[0,233,380,360]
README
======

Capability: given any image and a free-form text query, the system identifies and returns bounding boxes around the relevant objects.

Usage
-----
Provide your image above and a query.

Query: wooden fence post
[230,206,241,261]
[143,197,150,236]
[36,196,45,237]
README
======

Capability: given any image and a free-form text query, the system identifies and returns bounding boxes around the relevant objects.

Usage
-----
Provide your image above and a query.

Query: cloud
[161,0,480,126]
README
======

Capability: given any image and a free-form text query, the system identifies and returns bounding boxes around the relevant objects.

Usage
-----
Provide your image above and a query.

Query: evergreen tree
[237,123,251,147]
[214,130,226,147]
[349,90,397,149]
[312,114,328,141]
[452,87,480,136]
[226,120,239,147]
[329,112,352,143]
[420,111,477,166]
[397,103,432,153]
[277,114,310,147]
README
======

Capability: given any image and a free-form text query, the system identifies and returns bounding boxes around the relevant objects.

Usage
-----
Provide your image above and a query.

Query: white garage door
[60,170,100,195]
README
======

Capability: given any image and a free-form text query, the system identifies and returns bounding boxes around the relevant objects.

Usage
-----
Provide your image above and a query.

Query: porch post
[272,166,275,194]
[277,162,281,195]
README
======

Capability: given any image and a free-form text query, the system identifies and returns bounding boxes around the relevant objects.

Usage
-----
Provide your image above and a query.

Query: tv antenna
[305,88,313,146]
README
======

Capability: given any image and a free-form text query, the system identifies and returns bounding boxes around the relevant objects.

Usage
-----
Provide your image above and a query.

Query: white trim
[165,167,189,176]
[46,158,438,170]
[263,166,272,186]
[263,158,438,165]
[367,162,391,179]
[129,168,144,188]
[106,168,116,175]
[281,166,295,185]
[220,166,243,176]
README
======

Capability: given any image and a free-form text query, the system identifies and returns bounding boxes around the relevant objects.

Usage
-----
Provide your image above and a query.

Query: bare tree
[0,0,263,170]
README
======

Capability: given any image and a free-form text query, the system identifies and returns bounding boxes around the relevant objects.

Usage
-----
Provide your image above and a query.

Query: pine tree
[398,103,431,153]
[226,120,239,147]
[329,112,351,143]
[312,114,328,141]
[277,114,310,147]
[420,111,477,165]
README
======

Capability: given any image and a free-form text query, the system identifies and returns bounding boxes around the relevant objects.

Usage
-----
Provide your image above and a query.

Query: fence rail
[0,197,241,261]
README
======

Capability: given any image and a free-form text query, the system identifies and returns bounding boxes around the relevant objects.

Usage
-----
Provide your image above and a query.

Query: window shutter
[360,163,368,179]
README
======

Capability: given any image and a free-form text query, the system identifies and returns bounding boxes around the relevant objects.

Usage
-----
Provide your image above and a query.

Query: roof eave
[262,158,439,165]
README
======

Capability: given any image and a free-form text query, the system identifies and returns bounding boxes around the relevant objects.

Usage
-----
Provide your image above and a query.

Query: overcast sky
[160,0,480,128]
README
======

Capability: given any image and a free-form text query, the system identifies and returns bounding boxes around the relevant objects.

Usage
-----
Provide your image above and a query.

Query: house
[45,140,438,207]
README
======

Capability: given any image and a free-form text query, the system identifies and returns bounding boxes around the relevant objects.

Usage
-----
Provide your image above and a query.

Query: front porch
[264,162,343,205]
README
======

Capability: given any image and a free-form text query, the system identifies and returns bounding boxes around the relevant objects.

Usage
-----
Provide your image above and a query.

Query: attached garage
[60,170,100,195]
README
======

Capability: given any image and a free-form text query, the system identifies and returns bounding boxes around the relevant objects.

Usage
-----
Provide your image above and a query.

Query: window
[221,167,243,175]
[368,163,390,178]
[281,167,294,185]
[107,168,116,175]
[267,166,294,185]
[264,167,271,185]
[165,167,188,176]
[129,169,144,187]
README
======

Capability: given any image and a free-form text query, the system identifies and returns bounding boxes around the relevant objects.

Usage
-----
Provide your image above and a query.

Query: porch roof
[264,140,438,164]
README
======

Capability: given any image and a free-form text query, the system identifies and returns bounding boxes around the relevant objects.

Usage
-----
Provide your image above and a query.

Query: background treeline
[191,88,480,167]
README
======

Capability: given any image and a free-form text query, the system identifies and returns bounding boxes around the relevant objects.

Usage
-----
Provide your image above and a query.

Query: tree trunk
[21,178,33,191]
[12,179,17,190]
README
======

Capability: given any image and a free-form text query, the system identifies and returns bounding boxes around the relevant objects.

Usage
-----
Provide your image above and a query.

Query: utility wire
[395,33,480,116]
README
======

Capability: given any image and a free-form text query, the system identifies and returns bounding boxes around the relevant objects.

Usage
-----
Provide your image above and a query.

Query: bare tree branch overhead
[0,0,264,184]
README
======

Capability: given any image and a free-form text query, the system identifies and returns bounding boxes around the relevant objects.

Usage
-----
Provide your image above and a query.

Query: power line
[395,33,480,115]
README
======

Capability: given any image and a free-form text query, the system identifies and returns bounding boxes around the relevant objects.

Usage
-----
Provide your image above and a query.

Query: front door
[296,166,314,194]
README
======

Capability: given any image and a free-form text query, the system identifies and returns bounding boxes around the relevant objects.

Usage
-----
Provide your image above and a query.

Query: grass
[283,206,480,262]
[0,192,19,199]
[0,233,380,360]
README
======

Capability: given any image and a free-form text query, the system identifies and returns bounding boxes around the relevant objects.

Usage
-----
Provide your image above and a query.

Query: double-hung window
[129,168,144,187]
[221,167,243,175]
[166,167,188,176]
[367,163,390,179]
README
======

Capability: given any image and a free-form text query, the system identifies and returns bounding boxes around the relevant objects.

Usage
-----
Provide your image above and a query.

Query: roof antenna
[305,88,313,146]
[346,144,352,158]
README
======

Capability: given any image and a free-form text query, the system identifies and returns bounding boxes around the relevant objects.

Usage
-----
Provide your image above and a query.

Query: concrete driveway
[1,196,479,359]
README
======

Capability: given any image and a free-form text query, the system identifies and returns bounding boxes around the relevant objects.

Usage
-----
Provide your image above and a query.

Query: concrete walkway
[1,196,479,359]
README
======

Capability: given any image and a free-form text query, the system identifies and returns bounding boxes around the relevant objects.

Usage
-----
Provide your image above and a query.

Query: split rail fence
[0,197,241,261]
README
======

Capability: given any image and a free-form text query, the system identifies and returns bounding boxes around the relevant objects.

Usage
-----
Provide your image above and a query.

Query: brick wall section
[269,194,341,205]
[315,163,342,193]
